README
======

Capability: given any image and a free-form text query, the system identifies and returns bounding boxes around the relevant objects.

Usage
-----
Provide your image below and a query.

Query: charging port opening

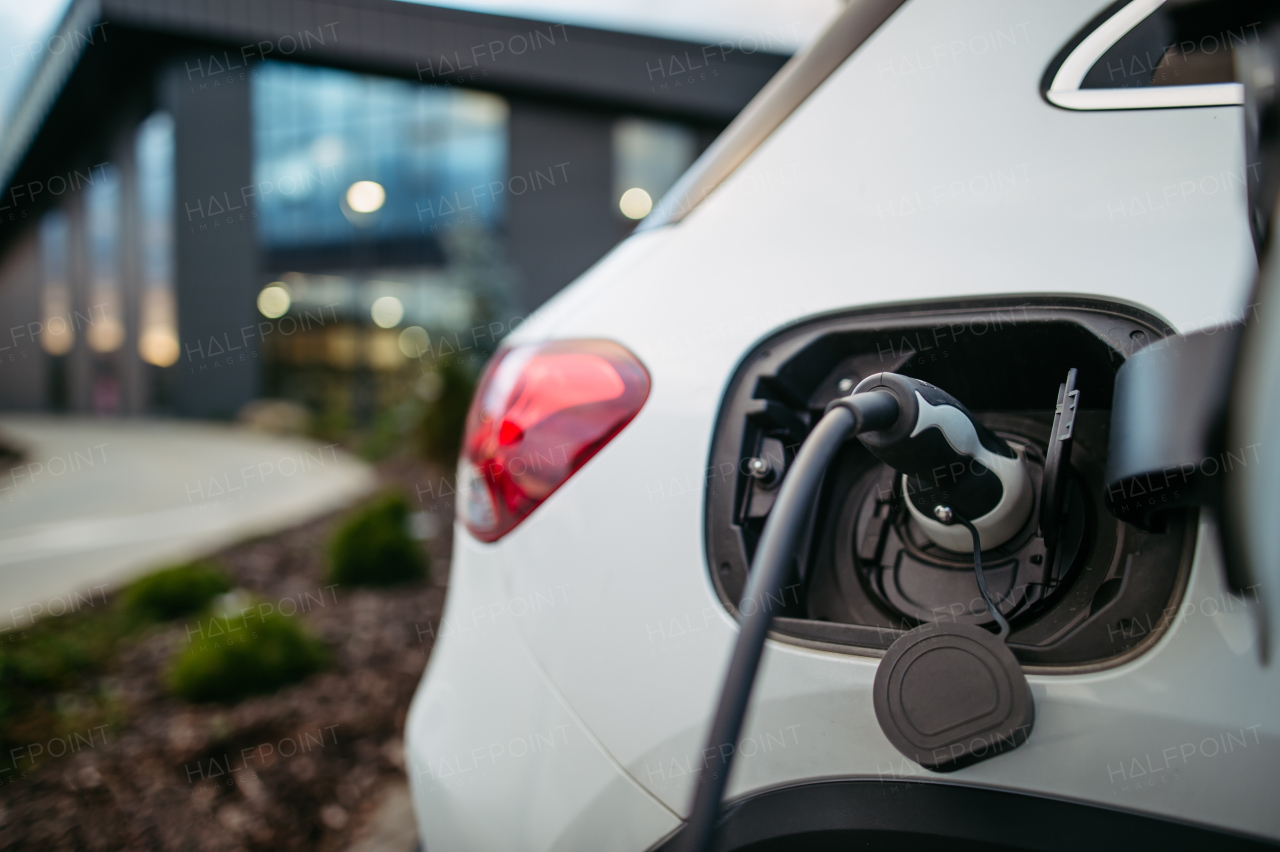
[706,297,1196,670]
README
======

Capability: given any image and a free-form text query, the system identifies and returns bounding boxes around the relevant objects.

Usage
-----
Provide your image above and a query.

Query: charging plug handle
[852,372,1033,551]
[679,391,897,852]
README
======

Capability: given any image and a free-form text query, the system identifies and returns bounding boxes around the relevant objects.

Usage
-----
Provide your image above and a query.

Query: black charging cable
[680,391,899,852]
[944,510,1010,641]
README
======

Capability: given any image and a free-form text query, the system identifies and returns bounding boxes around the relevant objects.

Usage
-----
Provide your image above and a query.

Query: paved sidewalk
[0,416,376,630]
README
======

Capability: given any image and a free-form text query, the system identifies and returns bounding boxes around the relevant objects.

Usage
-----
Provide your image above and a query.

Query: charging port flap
[873,621,1033,772]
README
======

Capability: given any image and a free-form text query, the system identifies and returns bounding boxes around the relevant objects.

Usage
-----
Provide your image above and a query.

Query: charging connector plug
[850,373,1034,552]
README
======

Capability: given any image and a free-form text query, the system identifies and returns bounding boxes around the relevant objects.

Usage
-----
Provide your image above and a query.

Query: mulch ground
[0,457,451,852]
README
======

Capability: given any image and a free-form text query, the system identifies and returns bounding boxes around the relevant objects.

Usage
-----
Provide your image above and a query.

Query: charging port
[707,298,1195,670]
[843,428,1082,629]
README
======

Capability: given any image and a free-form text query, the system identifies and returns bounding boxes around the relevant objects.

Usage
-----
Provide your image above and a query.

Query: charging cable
[680,390,899,852]
[934,507,1010,641]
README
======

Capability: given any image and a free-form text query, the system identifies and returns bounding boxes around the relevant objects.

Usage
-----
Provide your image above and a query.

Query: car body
[404,0,1277,848]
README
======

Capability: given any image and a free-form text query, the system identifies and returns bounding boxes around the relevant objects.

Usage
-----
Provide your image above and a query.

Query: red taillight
[460,339,650,542]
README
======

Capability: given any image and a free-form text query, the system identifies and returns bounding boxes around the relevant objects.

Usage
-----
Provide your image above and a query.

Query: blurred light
[87,317,125,353]
[371,295,404,328]
[326,327,360,369]
[138,290,177,367]
[139,329,179,367]
[399,326,430,358]
[257,284,291,318]
[369,330,406,370]
[346,181,386,213]
[42,320,73,355]
[454,91,510,126]
[619,187,652,219]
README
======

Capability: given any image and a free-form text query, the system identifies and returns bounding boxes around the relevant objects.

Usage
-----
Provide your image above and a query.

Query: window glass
[251,61,508,248]
[38,212,72,356]
[136,111,178,368]
[612,118,696,221]
[85,165,124,356]
[249,62,514,422]
[1084,1,1270,90]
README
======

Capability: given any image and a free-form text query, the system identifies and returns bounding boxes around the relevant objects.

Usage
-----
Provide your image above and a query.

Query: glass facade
[18,58,700,420]
[35,114,179,411]
[249,62,514,431]
[136,111,178,369]
[84,164,124,357]
[38,212,73,357]
[252,61,509,249]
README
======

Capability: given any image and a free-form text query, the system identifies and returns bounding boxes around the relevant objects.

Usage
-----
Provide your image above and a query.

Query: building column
[0,229,43,410]
[162,59,260,419]
[64,191,92,413]
[505,100,623,313]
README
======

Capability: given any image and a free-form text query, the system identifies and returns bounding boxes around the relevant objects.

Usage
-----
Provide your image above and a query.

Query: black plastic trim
[650,779,1278,852]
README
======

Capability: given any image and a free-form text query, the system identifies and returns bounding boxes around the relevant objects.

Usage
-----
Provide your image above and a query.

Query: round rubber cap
[873,621,1034,772]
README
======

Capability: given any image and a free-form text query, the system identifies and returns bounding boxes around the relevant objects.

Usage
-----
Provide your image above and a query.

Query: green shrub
[168,611,327,703]
[121,562,230,622]
[329,493,427,586]
[0,603,130,760]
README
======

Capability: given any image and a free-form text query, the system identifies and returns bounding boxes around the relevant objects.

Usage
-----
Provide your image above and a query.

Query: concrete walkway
[0,416,376,631]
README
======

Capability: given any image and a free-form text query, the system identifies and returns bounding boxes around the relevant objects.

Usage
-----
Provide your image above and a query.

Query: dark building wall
[506,101,624,313]
[114,130,146,416]
[163,62,260,418]
[65,193,93,412]
[0,229,43,409]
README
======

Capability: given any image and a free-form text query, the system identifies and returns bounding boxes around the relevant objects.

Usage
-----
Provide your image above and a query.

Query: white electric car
[406,0,1280,848]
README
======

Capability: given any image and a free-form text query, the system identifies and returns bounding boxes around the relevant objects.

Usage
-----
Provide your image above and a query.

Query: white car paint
[406,0,1276,847]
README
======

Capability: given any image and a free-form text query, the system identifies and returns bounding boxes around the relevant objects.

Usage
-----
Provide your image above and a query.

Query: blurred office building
[0,0,789,420]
